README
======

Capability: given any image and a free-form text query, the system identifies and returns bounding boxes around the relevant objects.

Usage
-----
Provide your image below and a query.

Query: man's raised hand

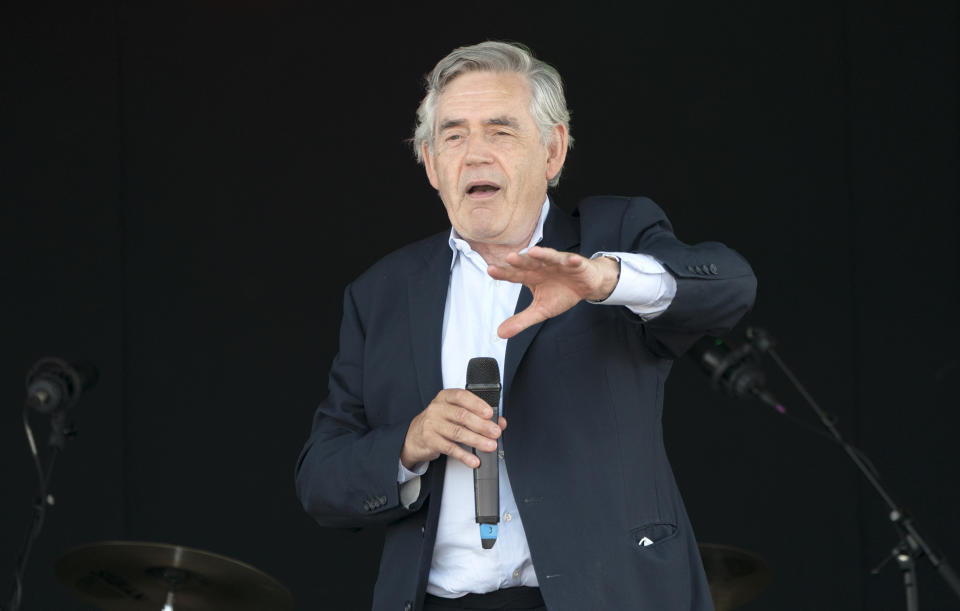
[488,246,620,339]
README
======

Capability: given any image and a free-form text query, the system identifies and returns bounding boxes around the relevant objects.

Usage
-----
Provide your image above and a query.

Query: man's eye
[445,134,462,142]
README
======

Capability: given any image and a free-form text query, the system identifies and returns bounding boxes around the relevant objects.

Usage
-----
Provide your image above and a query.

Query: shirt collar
[447,196,551,269]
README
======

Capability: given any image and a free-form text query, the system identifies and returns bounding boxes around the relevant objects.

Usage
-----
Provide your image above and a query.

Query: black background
[1,1,957,610]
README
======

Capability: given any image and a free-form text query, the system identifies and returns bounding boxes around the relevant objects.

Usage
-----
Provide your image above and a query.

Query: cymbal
[699,543,771,611]
[56,541,293,611]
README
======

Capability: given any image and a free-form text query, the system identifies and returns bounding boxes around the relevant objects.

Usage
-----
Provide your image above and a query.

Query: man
[296,41,756,611]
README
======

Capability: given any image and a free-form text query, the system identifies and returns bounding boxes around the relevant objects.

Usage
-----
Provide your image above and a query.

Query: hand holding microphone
[398,358,505,549]
[400,386,506,471]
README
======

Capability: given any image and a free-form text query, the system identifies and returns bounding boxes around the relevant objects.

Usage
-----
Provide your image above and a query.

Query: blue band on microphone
[479,524,498,549]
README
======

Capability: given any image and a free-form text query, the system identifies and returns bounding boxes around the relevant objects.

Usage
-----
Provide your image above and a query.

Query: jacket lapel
[408,237,451,410]
[503,201,581,401]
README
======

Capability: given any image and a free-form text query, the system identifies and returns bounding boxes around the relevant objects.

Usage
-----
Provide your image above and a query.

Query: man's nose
[464,133,494,165]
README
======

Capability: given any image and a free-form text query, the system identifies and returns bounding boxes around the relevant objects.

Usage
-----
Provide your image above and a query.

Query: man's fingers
[443,421,498,453]
[501,249,553,272]
[516,246,586,268]
[486,262,526,283]
[445,389,495,419]
[439,415,506,469]
[521,246,576,265]
[443,442,480,469]
[490,248,589,284]
[403,386,509,468]
[438,407,501,442]
[498,308,546,339]
[425,390,500,436]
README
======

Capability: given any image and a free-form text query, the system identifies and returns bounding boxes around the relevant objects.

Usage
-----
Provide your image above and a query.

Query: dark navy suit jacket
[296,196,757,611]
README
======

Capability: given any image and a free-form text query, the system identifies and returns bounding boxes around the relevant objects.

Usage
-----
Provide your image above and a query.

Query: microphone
[466,357,501,550]
[689,336,784,413]
[25,358,98,415]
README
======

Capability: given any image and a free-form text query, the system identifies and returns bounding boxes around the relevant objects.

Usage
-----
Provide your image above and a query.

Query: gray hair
[413,41,573,187]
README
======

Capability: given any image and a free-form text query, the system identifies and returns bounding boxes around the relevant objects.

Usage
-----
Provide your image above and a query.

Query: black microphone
[25,358,98,415]
[690,336,784,413]
[465,357,501,550]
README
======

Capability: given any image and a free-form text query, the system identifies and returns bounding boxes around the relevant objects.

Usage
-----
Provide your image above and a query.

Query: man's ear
[422,142,440,190]
[545,124,568,183]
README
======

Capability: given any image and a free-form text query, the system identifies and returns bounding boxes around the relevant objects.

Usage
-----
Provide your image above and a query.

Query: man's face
[423,71,567,249]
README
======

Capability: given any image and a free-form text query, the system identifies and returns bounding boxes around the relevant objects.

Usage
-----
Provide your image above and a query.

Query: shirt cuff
[589,252,678,320]
[397,460,427,509]
[398,459,428,483]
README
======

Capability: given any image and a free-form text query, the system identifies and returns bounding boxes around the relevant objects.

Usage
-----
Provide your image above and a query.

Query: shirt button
[513,569,521,579]
[498,449,505,460]
[504,512,513,522]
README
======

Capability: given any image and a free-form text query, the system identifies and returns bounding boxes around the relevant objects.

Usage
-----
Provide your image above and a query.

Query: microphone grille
[466,357,500,385]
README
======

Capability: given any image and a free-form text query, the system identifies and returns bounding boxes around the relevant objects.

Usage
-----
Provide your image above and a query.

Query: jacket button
[710,263,718,274]
[686,265,695,273]
[404,601,413,611]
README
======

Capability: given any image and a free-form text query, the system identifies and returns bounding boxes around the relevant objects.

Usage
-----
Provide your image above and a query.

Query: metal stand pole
[895,545,921,611]
[4,407,71,611]
[746,328,960,609]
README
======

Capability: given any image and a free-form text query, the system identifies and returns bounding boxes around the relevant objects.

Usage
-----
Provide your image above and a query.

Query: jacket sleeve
[295,282,430,529]
[579,196,757,358]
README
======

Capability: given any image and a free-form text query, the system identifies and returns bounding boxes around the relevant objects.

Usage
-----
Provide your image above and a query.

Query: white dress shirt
[399,198,677,598]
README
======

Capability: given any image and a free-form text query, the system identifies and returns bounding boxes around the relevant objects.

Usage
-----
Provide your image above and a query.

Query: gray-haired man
[297,41,756,611]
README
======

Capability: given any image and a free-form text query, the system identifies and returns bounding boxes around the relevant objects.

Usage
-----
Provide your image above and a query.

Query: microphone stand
[747,328,960,610]
[3,404,75,611]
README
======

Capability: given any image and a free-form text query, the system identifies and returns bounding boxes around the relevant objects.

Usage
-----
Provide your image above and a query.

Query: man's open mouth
[466,181,501,197]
